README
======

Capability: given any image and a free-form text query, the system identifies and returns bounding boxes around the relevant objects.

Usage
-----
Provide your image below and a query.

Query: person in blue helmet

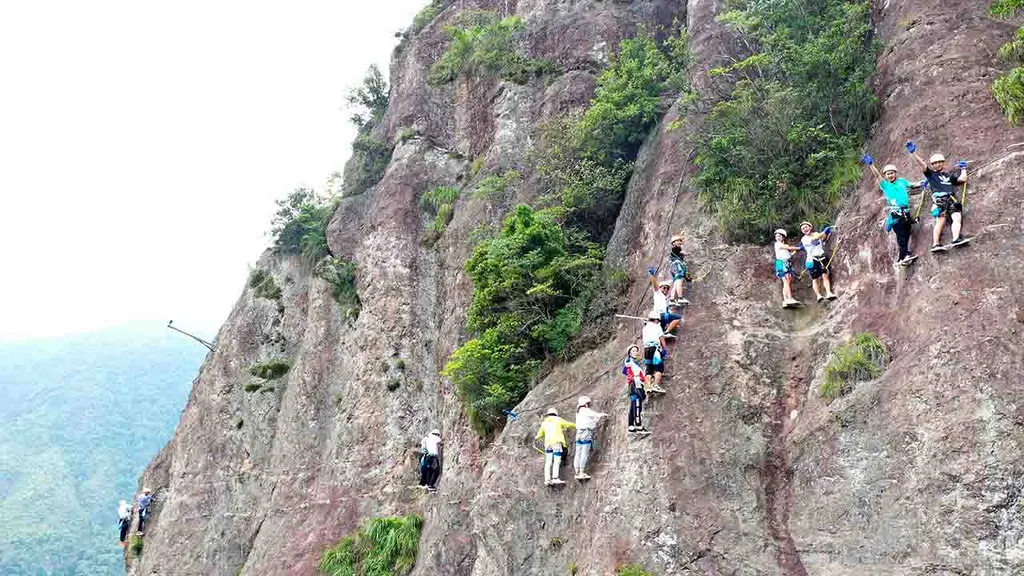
[862,154,925,265]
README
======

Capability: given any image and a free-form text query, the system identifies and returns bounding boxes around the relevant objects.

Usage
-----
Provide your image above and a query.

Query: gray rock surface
[128,0,1024,574]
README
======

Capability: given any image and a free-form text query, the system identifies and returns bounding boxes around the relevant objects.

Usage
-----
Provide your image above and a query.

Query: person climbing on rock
[668,234,691,306]
[863,154,924,265]
[573,396,608,480]
[660,301,683,339]
[117,500,132,546]
[642,313,667,394]
[799,221,837,302]
[419,429,443,492]
[136,488,153,535]
[906,141,969,251]
[536,408,576,486]
[773,229,802,308]
[647,267,672,319]
[623,345,651,435]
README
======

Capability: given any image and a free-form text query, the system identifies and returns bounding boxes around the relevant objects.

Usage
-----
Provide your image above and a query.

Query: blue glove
[861,154,873,165]
[906,141,917,153]
[647,267,656,276]
[919,179,929,188]
[957,160,968,169]
[823,225,834,235]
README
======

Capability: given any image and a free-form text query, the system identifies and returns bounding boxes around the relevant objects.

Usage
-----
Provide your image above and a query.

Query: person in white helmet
[642,313,667,394]
[799,221,837,302]
[536,408,575,486]
[861,154,924,265]
[622,345,651,434]
[906,141,969,250]
[773,228,802,308]
[419,429,443,491]
[667,233,691,305]
[573,396,608,480]
[117,499,133,546]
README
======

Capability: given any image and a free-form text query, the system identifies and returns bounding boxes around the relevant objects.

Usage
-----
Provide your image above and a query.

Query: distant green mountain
[0,327,207,575]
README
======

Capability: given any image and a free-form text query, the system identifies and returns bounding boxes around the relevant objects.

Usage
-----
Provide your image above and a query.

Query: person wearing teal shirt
[862,155,923,266]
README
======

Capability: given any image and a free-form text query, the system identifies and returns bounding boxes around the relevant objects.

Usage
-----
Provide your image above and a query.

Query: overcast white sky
[0,0,428,341]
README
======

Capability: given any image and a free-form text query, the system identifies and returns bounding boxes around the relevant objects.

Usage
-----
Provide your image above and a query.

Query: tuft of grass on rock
[319,514,422,576]
[249,360,290,380]
[821,333,889,401]
[248,269,282,300]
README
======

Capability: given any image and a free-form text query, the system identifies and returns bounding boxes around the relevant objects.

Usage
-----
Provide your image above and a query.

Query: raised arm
[648,267,659,291]
[862,154,882,185]
[956,161,968,183]
[906,141,928,169]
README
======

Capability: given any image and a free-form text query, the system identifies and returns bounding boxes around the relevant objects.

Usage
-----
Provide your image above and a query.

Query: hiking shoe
[578,473,591,480]
[930,244,946,253]
[816,295,825,303]
[951,236,971,247]
[628,426,637,432]
[550,478,566,485]
[673,298,690,306]
[825,292,837,300]
[544,479,553,486]
[426,486,438,492]
[649,385,667,394]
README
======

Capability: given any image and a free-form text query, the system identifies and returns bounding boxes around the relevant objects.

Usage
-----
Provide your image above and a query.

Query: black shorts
[807,258,830,280]
[643,346,663,375]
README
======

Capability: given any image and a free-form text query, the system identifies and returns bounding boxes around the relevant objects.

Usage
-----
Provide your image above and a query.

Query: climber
[623,345,650,435]
[536,408,576,486]
[642,313,667,394]
[647,267,671,318]
[862,154,924,265]
[574,396,608,480]
[799,222,837,302]
[773,229,802,308]
[117,500,132,546]
[136,488,153,535]
[906,141,969,250]
[660,301,683,339]
[419,429,443,492]
[668,234,691,305]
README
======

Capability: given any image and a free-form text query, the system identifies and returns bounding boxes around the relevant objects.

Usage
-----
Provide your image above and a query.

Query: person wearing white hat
[136,488,153,535]
[419,429,443,491]
[642,313,668,394]
[573,396,608,480]
[906,141,969,250]
[623,345,651,434]
[646,265,673,319]
[773,229,802,308]
[536,408,575,486]
[667,233,691,306]
[861,153,924,265]
[799,222,837,303]
[117,500,133,546]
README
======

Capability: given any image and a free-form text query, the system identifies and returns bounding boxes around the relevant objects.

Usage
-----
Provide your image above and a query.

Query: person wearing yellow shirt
[536,408,576,486]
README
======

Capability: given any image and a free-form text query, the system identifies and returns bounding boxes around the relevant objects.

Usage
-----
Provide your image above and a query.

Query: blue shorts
[660,312,681,333]
[805,257,829,279]
[775,259,794,279]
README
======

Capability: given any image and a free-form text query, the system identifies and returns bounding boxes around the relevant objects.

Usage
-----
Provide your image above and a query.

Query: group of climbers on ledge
[115,487,153,546]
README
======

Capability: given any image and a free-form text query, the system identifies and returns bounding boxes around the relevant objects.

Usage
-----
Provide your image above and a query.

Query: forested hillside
[0,327,205,574]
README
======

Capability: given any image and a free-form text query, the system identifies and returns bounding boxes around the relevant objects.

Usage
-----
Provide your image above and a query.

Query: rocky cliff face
[128,0,1024,575]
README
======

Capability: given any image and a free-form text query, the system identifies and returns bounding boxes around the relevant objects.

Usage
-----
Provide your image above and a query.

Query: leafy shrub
[695,0,879,242]
[249,269,283,300]
[428,12,554,86]
[386,378,402,392]
[244,383,262,393]
[318,514,423,576]
[616,565,653,576]
[472,170,520,199]
[469,156,485,177]
[249,360,291,380]
[989,0,1024,18]
[820,333,889,400]
[315,257,361,319]
[443,206,602,434]
[420,186,461,236]
[410,0,446,34]
[129,536,143,556]
[271,188,334,261]
[536,27,691,242]
[994,67,1024,125]
[346,65,389,130]
[343,135,394,197]
[396,127,417,143]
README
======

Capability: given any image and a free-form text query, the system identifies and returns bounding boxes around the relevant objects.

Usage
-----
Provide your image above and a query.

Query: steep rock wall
[129,0,1024,575]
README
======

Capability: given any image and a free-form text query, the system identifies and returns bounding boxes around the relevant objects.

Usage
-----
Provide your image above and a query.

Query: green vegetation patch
[271,188,334,262]
[420,186,461,246]
[443,205,603,435]
[343,66,395,196]
[694,0,880,242]
[129,535,144,556]
[319,514,423,576]
[249,360,291,380]
[410,0,446,34]
[315,257,361,319]
[248,268,283,300]
[821,333,889,400]
[428,11,555,86]
[990,1,1024,125]
[472,170,520,199]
